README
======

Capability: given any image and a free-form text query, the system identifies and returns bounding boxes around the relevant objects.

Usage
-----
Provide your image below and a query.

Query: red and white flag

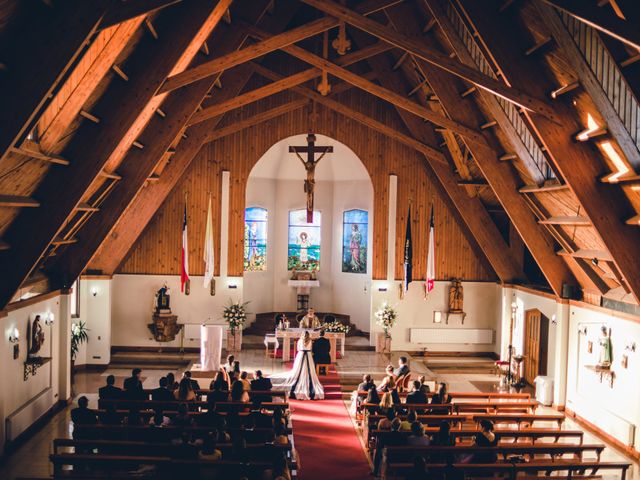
[181,203,190,293]
[425,205,435,297]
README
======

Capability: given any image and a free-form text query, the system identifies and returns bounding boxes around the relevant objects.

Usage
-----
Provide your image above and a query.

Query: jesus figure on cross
[289,133,333,223]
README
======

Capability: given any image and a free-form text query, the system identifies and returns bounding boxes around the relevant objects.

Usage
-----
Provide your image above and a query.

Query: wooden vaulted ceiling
[0,0,639,309]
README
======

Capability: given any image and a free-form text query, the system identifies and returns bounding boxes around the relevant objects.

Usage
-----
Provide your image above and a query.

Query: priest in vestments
[299,308,322,329]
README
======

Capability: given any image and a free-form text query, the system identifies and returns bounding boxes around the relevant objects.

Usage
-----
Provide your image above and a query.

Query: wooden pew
[360,401,539,414]
[98,399,288,412]
[356,390,531,400]
[385,461,631,480]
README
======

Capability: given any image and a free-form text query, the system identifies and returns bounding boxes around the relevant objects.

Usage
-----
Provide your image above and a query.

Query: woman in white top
[269,331,324,400]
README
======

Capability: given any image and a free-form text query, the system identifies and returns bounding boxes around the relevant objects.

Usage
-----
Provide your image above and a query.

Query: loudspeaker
[561,283,582,300]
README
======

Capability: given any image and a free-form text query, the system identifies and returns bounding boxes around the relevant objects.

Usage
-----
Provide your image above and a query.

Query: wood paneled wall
[119,87,496,282]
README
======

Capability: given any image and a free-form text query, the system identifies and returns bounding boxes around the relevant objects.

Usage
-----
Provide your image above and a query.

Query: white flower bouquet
[223,300,249,334]
[375,302,397,338]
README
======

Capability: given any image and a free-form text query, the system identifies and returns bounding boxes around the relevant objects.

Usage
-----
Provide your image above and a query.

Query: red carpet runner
[289,367,371,480]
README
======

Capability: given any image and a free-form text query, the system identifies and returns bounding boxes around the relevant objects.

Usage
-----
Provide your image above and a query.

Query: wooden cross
[289,133,333,222]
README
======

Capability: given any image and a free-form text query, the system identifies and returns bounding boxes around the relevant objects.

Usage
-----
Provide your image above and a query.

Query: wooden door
[523,309,549,385]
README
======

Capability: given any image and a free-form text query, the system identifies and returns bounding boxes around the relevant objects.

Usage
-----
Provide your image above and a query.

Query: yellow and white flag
[203,194,215,288]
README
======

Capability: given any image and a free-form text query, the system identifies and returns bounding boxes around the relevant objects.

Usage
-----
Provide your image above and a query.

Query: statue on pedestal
[149,283,181,342]
[597,325,612,368]
[155,284,171,313]
[448,279,464,313]
[28,315,45,357]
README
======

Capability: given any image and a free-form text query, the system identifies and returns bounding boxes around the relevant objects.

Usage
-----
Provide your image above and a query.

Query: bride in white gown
[269,331,325,400]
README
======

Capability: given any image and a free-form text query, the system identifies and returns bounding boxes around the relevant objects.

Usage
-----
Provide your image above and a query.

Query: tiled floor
[0,337,637,479]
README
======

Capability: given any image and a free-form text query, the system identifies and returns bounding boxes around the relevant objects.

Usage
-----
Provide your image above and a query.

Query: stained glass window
[288,209,321,271]
[342,209,368,273]
[244,207,267,271]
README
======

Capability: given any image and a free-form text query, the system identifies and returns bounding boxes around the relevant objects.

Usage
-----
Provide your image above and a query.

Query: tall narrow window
[288,209,321,271]
[342,209,368,273]
[70,280,80,318]
[244,207,268,271]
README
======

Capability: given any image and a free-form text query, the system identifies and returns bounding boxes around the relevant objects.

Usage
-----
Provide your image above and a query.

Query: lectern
[200,325,223,371]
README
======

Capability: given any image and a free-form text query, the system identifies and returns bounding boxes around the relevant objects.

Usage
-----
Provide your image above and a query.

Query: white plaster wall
[0,294,69,453]
[74,279,112,366]
[111,274,242,348]
[370,281,501,352]
[565,305,640,448]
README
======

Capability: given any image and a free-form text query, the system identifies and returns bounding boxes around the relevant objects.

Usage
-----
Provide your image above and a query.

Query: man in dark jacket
[393,356,410,378]
[405,380,428,414]
[183,370,201,391]
[123,368,144,399]
[98,375,122,400]
[71,396,98,439]
[250,370,273,404]
[312,331,331,365]
[151,376,175,401]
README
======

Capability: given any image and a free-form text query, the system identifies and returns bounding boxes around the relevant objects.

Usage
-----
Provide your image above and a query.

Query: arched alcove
[244,134,374,332]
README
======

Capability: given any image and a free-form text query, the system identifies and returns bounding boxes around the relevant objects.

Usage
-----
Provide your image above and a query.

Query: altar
[275,328,345,363]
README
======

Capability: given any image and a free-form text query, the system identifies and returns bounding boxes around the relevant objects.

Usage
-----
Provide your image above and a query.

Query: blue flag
[403,207,413,293]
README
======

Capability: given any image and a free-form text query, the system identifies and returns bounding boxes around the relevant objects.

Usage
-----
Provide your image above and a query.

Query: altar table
[275,328,345,363]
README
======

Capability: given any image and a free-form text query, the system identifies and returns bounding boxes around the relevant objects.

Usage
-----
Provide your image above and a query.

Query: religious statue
[299,308,322,329]
[448,279,464,313]
[597,325,612,367]
[28,315,45,357]
[155,284,171,312]
[289,134,333,223]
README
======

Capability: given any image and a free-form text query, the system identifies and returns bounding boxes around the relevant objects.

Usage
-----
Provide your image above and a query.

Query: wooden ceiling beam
[0,195,40,208]
[345,29,524,282]
[539,0,640,50]
[100,0,182,29]
[251,64,448,163]
[391,0,571,295]
[459,0,640,302]
[157,0,402,94]
[10,141,70,166]
[301,0,558,121]
[0,1,110,164]
[243,26,485,143]
[536,3,640,166]
[46,0,236,286]
[86,0,302,275]
[0,1,228,307]
[188,42,392,126]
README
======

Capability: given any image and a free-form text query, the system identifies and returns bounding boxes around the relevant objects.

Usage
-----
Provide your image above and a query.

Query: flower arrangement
[323,320,351,334]
[223,300,249,335]
[375,302,397,338]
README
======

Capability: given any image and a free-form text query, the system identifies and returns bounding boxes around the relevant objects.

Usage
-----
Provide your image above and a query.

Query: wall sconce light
[551,314,557,325]
[91,287,98,297]
[9,327,20,343]
[45,312,55,326]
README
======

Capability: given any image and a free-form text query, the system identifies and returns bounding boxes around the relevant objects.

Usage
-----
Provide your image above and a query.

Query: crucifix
[289,133,333,222]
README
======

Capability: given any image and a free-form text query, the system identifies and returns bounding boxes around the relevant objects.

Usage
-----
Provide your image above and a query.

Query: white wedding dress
[269,336,325,400]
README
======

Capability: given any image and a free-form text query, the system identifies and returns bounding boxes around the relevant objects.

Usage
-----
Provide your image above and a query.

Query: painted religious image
[288,209,321,271]
[244,207,267,271]
[342,209,368,273]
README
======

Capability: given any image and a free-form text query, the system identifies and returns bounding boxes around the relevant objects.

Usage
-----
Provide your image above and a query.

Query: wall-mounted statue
[28,315,45,357]
[155,284,171,313]
[448,279,464,313]
[597,325,612,368]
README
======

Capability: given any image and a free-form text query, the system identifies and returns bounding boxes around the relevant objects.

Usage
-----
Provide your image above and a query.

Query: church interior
[0,0,640,478]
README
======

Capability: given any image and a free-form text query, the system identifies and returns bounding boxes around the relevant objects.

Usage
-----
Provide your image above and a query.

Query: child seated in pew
[400,411,418,432]
[149,407,170,427]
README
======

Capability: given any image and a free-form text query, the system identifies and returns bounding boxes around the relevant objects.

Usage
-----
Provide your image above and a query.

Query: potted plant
[70,321,89,392]
[374,302,397,353]
[223,300,249,352]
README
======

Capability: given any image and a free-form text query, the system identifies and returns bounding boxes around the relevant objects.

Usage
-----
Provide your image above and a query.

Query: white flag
[425,205,435,296]
[203,195,214,288]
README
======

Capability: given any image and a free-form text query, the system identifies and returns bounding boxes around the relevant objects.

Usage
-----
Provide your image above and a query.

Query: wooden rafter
[539,0,640,50]
[188,42,392,126]
[459,0,640,302]
[100,0,182,29]
[301,0,558,121]
[47,0,236,286]
[157,0,402,94]
[0,1,110,164]
[388,0,572,295]
[0,1,228,307]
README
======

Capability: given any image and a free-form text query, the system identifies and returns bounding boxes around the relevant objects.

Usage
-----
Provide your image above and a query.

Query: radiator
[569,398,637,447]
[5,388,53,442]
[410,328,494,344]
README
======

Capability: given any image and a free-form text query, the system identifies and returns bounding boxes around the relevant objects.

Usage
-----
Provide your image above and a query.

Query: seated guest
[379,391,395,414]
[124,407,144,426]
[71,396,98,439]
[431,421,456,465]
[151,376,175,402]
[373,417,405,476]
[198,434,222,461]
[171,403,194,427]
[98,375,122,400]
[183,370,201,391]
[123,368,144,399]
[418,375,431,394]
[239,371,251,391]
[229,379,250,403]
[272,408,287,429]
[274,424,288,445]
[378,375,401,404]
[432,382,452,404]
[377,409,395,431]
[223,355,235,374]
[175,377,196,401]
[149,408,170,426]
[208,370,230,403]
[358,374,376,392]
[268,452,292,480]
[364,388,381,414]
[400,410,418,432]
[407,421,430,446]
[250,370,273,404]
[172,431,199,460]
[470,419,498,463]
[230,360,241,382]
[166,372,179,392]
[215,418,231,442]
[393,356,410,378]
[312,330,331,365]
[405,380,428,411]
[99,404,122,426]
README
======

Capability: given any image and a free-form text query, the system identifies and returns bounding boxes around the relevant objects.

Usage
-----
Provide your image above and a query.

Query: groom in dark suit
[312,331,331,374]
